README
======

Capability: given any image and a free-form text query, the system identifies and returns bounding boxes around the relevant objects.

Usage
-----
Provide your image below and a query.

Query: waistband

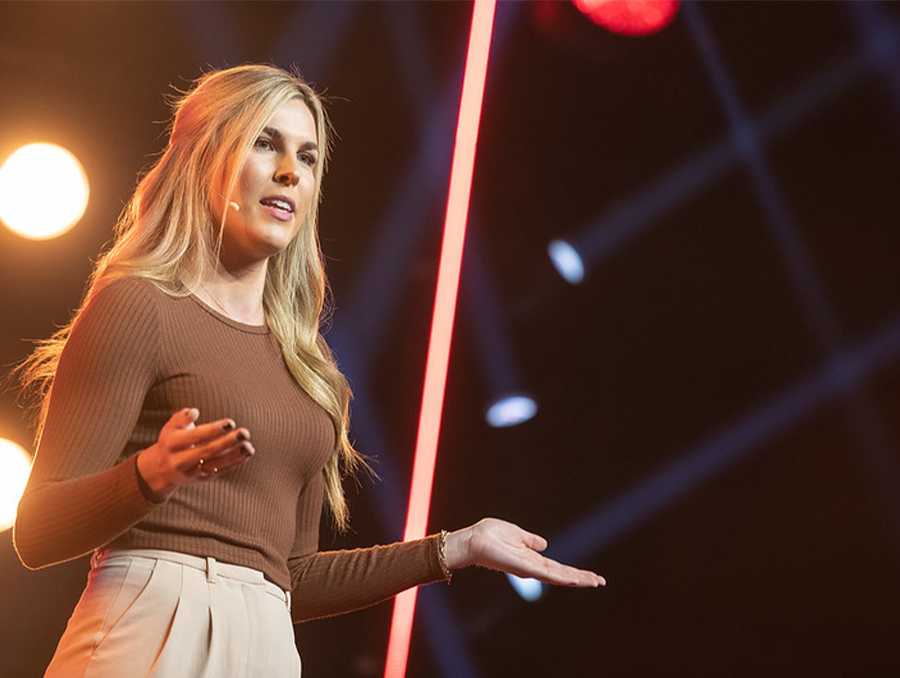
[92,547,292,611]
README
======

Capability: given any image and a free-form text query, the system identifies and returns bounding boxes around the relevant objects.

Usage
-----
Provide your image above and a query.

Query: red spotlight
[572,0,679,36]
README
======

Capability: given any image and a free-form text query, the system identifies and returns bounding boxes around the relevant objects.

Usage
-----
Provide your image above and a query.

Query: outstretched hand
[136,408,255,501]
[442,518,605,588]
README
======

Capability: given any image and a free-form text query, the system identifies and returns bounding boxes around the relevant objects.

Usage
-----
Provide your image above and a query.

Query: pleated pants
[44,548,302,678]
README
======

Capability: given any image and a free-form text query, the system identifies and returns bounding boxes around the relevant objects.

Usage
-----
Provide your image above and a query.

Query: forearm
[14,454,158,569]
[289,535,446,622]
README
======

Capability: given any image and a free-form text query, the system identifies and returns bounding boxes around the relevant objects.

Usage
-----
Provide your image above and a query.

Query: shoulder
[72,277,167,343]
[59,277,165,380]
[89,275,166,308]
[82,276,178,322]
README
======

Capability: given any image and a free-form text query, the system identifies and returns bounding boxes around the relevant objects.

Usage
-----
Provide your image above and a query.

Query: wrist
[441,528,471,571]
[135,448,174,502]
[437,530,452,581]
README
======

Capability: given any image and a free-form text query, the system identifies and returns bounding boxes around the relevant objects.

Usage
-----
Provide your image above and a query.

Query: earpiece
[229,201,241,212]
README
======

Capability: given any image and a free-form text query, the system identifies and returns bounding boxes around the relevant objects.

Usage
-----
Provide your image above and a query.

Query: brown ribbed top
[14,277,444,622]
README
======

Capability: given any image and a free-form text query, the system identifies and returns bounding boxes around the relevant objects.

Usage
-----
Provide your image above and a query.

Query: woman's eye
[254,137,274,150]
[299,152,317,167]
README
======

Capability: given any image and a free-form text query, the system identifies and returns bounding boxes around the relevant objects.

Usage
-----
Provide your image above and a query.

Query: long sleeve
[14,279,162,569]
[287,473,447,622]
[15,276,446,606]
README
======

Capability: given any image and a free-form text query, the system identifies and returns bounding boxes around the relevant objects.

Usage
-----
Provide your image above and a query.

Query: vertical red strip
[383,1,497,677]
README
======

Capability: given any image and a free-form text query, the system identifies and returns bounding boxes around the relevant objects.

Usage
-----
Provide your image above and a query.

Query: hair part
[19,64,364,530]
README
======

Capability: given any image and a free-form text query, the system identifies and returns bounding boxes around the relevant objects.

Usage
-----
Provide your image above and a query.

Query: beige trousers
[44,549,302,678]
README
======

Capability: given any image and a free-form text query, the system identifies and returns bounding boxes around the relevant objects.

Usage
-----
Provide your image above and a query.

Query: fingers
[159,409,251,456]
[190,442,254,480]
[177,429,255,474]
[162,408,255,478]
[163,407,199,431]
[539,558,607,588]
[167,417,244,451]
[468,518,606,588]
[518,528,549,553]
[137,409,255,499]
[504,551,606,588]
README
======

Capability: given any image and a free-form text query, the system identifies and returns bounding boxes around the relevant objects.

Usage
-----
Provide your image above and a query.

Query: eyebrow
[261,126,318,152]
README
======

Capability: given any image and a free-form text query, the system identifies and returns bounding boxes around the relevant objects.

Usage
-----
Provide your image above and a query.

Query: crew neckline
[188,293,269,334]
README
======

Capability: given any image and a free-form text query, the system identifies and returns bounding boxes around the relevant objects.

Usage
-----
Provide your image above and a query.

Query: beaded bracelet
[438,529,452,582]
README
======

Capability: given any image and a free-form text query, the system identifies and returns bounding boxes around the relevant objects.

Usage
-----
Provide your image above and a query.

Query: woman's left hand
[442,518,606,587]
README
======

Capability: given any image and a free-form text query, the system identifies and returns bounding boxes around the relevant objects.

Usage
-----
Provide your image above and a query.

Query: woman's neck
[193,264,267,325]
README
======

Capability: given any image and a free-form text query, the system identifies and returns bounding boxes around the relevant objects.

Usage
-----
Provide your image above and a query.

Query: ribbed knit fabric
[14,277,445,622]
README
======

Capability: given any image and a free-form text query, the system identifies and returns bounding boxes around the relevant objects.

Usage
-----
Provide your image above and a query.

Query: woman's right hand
[136,407,254,501]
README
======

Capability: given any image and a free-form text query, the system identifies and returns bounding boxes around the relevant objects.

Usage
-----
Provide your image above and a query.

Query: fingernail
[222,420,235,431]
[237,431,249,442]
[240,444,254,457]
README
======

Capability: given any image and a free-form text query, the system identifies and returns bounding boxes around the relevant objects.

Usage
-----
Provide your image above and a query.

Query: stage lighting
[506,573,545,602]
[485,393,538,428]
[572,0,679,37]
[0,143,90,240]
[548,239,585,284]
[0,439,32,532]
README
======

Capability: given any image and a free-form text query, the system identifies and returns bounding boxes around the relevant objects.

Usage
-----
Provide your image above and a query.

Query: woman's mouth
[259,195,295,221]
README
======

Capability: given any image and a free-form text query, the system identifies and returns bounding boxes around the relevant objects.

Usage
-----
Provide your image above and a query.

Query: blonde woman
[14,64,604,678]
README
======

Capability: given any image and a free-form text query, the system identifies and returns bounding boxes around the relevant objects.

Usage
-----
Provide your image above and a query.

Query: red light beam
[382,1,497,677]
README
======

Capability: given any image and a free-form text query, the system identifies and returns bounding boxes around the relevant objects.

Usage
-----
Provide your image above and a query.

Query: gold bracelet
[438,529,452,582]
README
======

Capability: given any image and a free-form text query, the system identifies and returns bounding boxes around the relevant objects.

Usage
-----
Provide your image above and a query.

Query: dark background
[2,1,900,676]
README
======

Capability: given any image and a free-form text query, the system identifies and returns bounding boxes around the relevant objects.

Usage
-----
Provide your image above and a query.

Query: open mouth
[260,196,295,214]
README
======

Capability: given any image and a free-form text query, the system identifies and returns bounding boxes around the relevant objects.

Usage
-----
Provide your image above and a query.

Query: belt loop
[206,556,218,584]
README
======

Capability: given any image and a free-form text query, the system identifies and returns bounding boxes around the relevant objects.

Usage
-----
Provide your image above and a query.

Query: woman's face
[214,97,319,266]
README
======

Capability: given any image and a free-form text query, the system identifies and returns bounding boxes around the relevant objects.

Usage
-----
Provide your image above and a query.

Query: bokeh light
[548,239,586,284]
[485,393,538,428]
[0,438,32,532]
[573,0,679,36]
[0,143,90,240]
[506,573,545,602]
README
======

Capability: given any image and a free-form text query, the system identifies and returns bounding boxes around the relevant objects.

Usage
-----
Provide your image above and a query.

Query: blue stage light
[506,573,545,602]
[548,239,585,284]
[485,393,538,428]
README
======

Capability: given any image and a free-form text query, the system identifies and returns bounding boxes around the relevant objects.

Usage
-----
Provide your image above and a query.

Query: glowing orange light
[573,0,679,36]
[0,439,32,532]
[0,143,89,239]
[383,1,497,676]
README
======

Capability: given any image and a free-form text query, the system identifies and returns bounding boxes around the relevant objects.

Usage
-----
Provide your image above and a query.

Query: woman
[14,64,604,677]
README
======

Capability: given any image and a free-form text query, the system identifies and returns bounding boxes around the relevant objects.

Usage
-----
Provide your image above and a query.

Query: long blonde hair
[19,64,363,529]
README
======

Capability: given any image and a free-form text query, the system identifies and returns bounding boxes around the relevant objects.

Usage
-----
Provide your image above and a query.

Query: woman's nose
[275,159,300,186]
[276,168,300,186]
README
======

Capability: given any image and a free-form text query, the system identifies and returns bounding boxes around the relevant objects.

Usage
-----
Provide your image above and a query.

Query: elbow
[13,527,54,571]
[12,526,41,571]
[12,532,43,570]
[14,547,46,571]
[12,500,51,570]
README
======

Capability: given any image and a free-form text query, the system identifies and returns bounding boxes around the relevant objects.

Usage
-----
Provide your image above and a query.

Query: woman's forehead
[263,98,318,145]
